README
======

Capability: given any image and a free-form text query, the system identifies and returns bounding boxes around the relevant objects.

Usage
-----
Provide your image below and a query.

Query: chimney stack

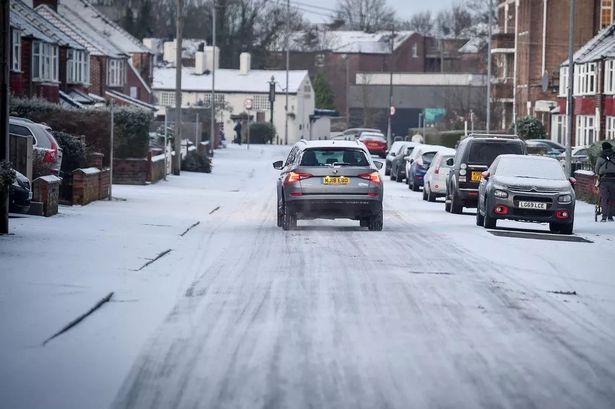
[195,43,207,75]
[33,0,58,11]
[239,52,251,75]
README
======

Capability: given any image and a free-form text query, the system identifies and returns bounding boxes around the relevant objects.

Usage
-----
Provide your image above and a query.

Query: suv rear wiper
[328,162,352,167]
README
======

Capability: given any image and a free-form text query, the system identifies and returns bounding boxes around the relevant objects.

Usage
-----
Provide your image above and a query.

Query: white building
[152,53,315,145]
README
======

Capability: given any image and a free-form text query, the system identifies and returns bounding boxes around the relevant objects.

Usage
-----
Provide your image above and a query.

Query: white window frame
[551,114,567,145]
[559,66,569,97]
[252,95,269,111]
[576,115,596,146]
[32,41,59,82]
[67,49,90,85]
[11,29,21,72]
[606,116,615,140]
[107,59,125,87]
[574,62,598,96]
[158,91,176,107]
[605,60,615,95]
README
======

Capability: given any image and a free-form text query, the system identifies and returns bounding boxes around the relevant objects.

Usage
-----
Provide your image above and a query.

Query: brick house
[267,30,485,122]
[10,0,89,103]
[554,24,615,146]
[491,0,603,132]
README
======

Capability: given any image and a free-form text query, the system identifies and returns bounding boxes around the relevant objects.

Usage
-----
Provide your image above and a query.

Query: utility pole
[163,111,168,181]
[1,0,10,234]
[386,25,395,148]
[565,0,576,177]
[210,1,216,156]
[109,100,114,201]
[173,0,183,175]
[512,0,519,134]
[486,0,493,133]
[268,75,275,127]
[284,0,290,145]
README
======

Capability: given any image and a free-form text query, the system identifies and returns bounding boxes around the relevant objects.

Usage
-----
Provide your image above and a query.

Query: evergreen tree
[122,5,136,37]
[313,72,335,110]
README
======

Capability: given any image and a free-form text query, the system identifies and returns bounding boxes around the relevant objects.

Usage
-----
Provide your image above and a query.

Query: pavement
[1,144,615,409]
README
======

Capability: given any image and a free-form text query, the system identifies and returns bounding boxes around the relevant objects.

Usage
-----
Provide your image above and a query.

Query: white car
[423,148,456,202]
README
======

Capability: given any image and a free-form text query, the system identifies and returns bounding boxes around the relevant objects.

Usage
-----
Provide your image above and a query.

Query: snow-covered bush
[248,123,275,144]
[0,160,16,192]
[509,116,547,140]
[53,131,86,176]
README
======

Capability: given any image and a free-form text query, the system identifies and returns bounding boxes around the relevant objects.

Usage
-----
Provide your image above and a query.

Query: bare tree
[403,11,433,35]
[435,2,473,38]
[334,0,395,32]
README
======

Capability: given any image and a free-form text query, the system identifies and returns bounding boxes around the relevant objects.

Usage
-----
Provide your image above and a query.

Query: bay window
[574,62,597,95]
[11,29,21,72]
[107,59,125,87]
[606,116,615,140]
[559,66,568,96]
[32,41,59,82]
[575,115,596,146]
[605,60,615,94]
[67,49,90,84]
[551,115,567,145]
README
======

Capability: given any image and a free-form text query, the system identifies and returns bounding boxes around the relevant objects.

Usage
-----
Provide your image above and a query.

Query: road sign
[390,106,396,116]
[244,98,253,110]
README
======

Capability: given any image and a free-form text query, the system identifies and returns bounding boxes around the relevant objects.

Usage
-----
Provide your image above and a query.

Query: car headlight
[558,194,573,204]
[494,189,509,198]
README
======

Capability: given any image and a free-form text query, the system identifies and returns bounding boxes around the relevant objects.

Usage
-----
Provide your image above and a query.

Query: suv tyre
[282,211,297,230]
[450,191,463,214]
[368,208,383,231]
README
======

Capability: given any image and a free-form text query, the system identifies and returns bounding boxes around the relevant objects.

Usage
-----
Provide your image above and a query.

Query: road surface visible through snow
[1,144,615,409]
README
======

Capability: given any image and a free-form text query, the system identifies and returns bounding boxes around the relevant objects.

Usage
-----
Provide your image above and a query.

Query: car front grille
[509,185,559,193]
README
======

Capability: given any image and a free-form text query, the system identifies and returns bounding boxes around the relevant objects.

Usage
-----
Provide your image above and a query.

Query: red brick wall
[72,169,101,205]
[59,47,67,90]
[32,176,61,217]
[574,170,599,202]
[99,169,110,200]
[113,158,149,185]
[126,63,152,103]
[90,55,107,97]
[574,96,598,115]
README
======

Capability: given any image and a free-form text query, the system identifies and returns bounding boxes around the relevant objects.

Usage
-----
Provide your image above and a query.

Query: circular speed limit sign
[244,98,253,110]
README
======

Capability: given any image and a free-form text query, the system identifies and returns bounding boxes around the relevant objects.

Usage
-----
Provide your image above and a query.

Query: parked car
[358,132,388,158]
[406,145,446,191]
[526,139,566,154]
[423,148,456,202]
[9,170,32,214]
[9,117,63,175]
[390,142,418,182]
[525,140,561,157]
[476,155,576,234]
[446,135,527,214]
[273,140,384,231]
[557,146,590,164]
[385,141,407,175]
[341,128,381,140]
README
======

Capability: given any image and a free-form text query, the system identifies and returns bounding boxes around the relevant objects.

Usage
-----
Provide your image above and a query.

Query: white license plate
[518,201,547,210]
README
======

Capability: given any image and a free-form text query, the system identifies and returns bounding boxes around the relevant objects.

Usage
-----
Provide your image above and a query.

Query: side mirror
[569,177,576,185]
[272,160,284,170]
[446,158,454,167]
[481,171,490,180]
[374,161,384,170]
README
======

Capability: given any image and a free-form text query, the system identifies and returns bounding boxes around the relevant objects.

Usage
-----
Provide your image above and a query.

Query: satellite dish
[541,72,549,92]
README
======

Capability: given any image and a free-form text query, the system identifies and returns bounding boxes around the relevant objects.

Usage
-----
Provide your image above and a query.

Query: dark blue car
[407,146,442,192]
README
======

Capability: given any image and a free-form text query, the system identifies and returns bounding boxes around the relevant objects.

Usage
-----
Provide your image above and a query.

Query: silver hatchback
[273,140,384,230]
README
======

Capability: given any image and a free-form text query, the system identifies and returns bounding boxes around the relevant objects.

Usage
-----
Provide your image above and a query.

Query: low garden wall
[73,167,101,205]
[150,153,166,183]
[574,170,599,203]
[113,158,149,185]
[32,175,61,217]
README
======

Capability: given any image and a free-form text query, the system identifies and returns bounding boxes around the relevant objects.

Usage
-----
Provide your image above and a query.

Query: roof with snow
[58,0,152,55]
[153,67,309,94]
[562,24,615,65]
[271,30,417,54]
[459,37,486,54]
[35,4,116,57]
[11,0,85,50]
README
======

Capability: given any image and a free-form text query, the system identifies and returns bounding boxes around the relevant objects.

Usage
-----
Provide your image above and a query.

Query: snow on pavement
[1,144,615,409]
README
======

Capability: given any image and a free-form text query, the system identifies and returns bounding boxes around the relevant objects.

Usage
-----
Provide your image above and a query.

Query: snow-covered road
[2,145,615,409]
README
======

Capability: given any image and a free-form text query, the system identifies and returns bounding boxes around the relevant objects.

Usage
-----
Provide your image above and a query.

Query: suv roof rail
[466,133,519,139]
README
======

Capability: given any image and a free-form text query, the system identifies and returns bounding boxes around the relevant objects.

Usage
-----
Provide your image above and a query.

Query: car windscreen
[300,148,369,167]
[467,141,524,165]
[495,158,566,180]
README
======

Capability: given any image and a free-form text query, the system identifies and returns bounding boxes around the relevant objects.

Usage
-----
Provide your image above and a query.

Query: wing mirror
[374,161,384,170]
[569,177,576,185]
[272,160,284,170]
[481,171,490,180]
[446,158,454,167]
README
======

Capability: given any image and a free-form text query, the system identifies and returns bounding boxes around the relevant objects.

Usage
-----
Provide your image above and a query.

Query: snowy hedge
[10,97,152,163]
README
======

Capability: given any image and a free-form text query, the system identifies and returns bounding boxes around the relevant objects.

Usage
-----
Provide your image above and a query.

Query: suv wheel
[282,211,297,231]
[427,188,436,202]
[450,192,463,214]
[422,188,428,201]
[411,179,420,192]
[476,207,485,226]
[396,168,404,183]
[368,208,383,231]
[550,221,574,235]
[385,162,391,176]
[390,168,396,181]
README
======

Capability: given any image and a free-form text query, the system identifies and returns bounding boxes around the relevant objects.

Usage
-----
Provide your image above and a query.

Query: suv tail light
[359,172,381,183]
[44,141,59,163]
[287,172,312,183]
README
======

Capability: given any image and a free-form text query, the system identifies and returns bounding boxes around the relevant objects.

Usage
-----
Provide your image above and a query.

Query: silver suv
[273,140,384,231]
[9,117,63,175]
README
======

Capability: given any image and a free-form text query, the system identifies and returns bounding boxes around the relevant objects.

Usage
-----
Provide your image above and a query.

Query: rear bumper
[457,188,479,207]
[286,197,382,220]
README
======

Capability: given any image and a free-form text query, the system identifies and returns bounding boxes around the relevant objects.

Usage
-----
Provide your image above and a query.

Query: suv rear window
[300,148,369,167]
[467,141,524,164]
[422,152,437,163]
[359,133,386,141]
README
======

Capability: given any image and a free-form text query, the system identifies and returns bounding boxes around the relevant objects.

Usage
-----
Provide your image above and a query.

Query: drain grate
[488,230,593,243]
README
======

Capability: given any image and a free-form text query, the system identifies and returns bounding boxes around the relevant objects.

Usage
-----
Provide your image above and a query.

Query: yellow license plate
[471,171,483,182]
[323,176,350,185]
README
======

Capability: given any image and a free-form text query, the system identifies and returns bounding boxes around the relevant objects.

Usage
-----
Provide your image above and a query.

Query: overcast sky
[296,0,456,23]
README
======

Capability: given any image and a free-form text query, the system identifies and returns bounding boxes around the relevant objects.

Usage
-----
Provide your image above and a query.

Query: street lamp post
[486,0,493,133]
[565,0,576,177]
[173,0,183,175]
[1,0,10,234]
[210,1,216,156]
[386,26,395,148]
[109,100,114,201]
[284,0,290,145]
